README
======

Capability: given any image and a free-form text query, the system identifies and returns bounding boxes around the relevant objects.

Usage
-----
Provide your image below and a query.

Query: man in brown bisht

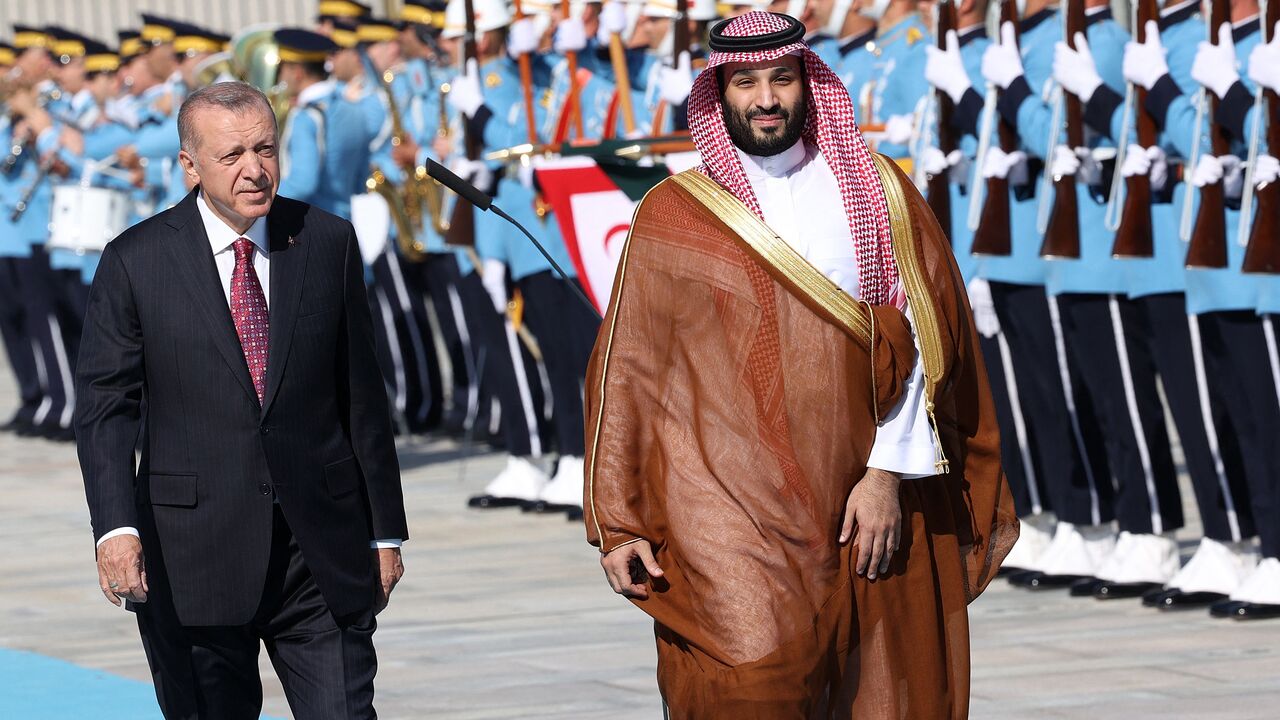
[582,10,1018,719]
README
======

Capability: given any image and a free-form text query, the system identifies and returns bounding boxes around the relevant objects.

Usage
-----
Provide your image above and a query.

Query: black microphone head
[426,159,493,211]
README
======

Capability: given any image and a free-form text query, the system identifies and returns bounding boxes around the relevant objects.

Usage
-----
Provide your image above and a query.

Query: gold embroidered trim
[870,153,950,474]
[670,169,874,349]
[586,182,663,552]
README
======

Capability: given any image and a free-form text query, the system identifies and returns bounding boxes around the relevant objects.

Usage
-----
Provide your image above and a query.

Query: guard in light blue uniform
[1040,2,1188,599]
[0,35,47,435]
[869,5,931,158]
[978,2,1118,589]
[1078,0,1260,609]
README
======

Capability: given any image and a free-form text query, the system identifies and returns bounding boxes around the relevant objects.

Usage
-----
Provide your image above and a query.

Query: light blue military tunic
[871,13,931,159]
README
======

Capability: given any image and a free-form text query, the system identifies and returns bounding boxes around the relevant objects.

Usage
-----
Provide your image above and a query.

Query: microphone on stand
[426,159,603,320]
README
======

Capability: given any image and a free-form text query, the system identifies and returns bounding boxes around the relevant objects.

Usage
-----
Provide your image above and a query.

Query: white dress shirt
[737,141,939,478]
[97,193,402,549]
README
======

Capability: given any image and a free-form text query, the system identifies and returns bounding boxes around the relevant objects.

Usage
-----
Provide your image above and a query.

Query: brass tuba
[230,25,291,127]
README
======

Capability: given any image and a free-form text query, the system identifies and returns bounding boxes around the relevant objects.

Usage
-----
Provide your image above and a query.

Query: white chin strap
[824,0,855,36]
[857,0,892,21]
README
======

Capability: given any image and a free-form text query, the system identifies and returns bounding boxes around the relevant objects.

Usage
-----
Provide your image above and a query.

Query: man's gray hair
[177,81,277,153]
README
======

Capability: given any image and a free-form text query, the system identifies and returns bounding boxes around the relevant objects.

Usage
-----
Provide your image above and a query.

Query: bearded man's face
[719,55,808,157]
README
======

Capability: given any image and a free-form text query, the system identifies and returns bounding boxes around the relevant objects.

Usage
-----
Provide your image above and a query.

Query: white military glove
[1051,144,1081,178]
[1255,154,1280,187]
[1247,23,1280,92]
[920,146,950,176]
[1120,145,1169,190]
[966,278,1001,339]
[508,18,540,56]
[1054,32,1103,103]
[882,113,915,145]
[448,59,485,118]
[1221,154,1244,199]
[1190,153,1223,187]
[925,30,972,103]
[1191,24,1240,99]
[599,1,628,41]
[555,17,588,53]
[1124,20,1170,90]
[658,51,693,106]
[982,21,1025,90]
[481,259,509,314]
[982,147,1029,185]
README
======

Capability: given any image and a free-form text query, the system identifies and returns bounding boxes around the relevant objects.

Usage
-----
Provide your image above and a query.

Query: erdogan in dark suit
[74,82,407,719]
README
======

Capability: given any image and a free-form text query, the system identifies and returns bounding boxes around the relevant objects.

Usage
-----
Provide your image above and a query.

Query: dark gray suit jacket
[75,189,408,626]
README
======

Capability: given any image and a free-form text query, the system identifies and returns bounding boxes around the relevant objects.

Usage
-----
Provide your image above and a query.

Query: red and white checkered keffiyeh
[689,11,899,306]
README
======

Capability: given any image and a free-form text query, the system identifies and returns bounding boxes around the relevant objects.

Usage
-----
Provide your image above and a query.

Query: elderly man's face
[178,106,278,232]
[720,56,808,157]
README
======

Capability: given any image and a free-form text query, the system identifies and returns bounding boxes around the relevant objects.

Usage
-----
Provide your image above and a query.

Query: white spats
[1095,532,1181,585]
[1036,522,1117,577]
[1230,557,1280,605]
[540,456,585,508]
[1168,537,1260,596]
[1002,513,1056,571]
[482,456,550,502]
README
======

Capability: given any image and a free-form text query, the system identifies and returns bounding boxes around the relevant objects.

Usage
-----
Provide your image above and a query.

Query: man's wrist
[97,527,140,548]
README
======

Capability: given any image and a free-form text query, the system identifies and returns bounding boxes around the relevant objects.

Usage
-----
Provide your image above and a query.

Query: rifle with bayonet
[928,0,959,242]
[1039,0,1085,259]
[971,0,1019,256]
[1110,0,1160,258]
[445,0,481,247]
[1185,0,1230,268]
[1242,0,1280,273]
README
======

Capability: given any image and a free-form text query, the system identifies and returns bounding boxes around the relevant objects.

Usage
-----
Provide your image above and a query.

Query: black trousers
[518,271,600,457]
[1057,293,1183,535]
[979,330,1050,518]
[369,249,442,432]
[137,507,378,720]
[416,252,474,430]
[457,269,546,457]
[989,281,1114,526]
[1199,311,1280,559]
[0,255,43,423]
[1136,294,1253,542]
[21,247,73,428]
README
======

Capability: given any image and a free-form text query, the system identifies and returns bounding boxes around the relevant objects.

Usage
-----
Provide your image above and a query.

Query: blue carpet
[0,648,282,719]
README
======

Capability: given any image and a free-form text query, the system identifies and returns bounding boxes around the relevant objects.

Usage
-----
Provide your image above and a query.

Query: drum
[47,185,131,254]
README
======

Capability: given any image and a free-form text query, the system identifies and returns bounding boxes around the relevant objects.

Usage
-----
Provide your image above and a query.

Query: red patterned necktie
[230,237,269,404]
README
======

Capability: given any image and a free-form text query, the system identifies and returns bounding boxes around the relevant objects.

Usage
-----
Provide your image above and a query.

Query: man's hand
[97,535,147,607]
[840,468,902,581]
[600,540,663,599]
[391,138,419,169]
[116,144,140,170]
[374,547,404,614]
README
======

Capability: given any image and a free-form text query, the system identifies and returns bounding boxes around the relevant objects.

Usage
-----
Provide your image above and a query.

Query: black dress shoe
[1142,587,1173,606]
[0,414,25,432]
[45,426,76,443]
[565,507,584,522]
[1153,589,1228,610]
[1209,599,1249,618]
[1093,581,1163,600]
[467,494,527,509]
[1003,569,1038,585]
[1212,600,1280,620]
[1025,573,1092,590]
[1069,578,1107,597]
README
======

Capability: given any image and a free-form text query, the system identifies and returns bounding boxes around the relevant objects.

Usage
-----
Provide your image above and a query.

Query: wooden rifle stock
[1242,0,1280,273]
[1039,0,1085,259]
[1111,0,1159,258]
[1186,0,1230,268]
[446,0,481,247]
[927,0,959,242]
[561,0,584,138]
[971,0,1018,257]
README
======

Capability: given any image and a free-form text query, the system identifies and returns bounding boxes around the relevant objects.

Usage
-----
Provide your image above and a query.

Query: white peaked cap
[823,0,853,35]
[642,0,681,19]
[688,0,721,21]
[443,0,514,39]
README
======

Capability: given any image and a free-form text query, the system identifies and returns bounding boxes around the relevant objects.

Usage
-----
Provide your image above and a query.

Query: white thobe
[737,141,939,478]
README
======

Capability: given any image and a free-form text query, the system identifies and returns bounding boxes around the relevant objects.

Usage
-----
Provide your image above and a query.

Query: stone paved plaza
[1,363,1278,718]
